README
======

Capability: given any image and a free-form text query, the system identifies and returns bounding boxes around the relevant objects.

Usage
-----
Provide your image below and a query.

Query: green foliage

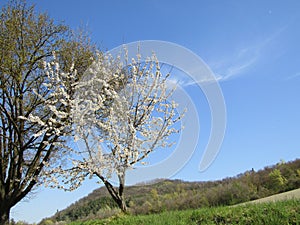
[55,197,117,221]
[268,169,287,191]
[39,219,54,225]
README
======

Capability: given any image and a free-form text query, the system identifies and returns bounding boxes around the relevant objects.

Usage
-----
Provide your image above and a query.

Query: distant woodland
[43,158,300,223]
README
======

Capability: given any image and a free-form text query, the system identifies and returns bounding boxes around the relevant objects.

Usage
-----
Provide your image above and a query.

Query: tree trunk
[117,174,127,213]
[94,172,128,213]
[0,205,10,225]
[103,180,127,212]
[115,196,127,212]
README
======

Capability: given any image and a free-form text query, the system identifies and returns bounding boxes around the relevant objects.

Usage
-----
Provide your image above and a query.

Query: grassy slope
[65,189,300,225]
[70,199,300,225]
[238,188,300,205]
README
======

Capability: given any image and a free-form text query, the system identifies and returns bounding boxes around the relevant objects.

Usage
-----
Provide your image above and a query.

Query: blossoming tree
[58,52,184,212]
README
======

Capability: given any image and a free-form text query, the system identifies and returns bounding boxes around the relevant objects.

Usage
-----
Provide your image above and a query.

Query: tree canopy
[52,50,184,212]
[0,0,96,224]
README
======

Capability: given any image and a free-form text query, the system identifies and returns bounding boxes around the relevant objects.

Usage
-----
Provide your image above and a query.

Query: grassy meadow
[68,199,300,225]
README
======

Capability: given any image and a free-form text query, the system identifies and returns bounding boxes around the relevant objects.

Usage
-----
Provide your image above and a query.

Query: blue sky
[2,0,300,223]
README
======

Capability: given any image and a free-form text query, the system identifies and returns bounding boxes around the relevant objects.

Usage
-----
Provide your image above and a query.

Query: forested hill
[45,158,300,223]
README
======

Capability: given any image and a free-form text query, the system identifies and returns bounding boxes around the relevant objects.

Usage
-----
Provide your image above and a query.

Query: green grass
[69,199,300,225]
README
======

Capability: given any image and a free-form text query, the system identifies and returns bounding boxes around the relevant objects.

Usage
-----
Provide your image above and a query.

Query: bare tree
[0,1,95,224]
[59,52,184,212]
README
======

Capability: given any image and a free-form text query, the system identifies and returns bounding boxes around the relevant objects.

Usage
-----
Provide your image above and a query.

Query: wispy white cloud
[210,46,260,82]
[218,53,258,81]
[207,26,287,82]
[285,72,300,80]
[166,45,259,88]
[164,26,288,88]
[166,71,222,88]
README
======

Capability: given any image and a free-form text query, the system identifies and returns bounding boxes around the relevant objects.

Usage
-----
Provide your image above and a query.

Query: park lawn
[69,199,300,225]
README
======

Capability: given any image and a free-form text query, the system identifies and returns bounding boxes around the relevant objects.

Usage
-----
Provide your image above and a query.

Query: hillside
[44,158,300,223]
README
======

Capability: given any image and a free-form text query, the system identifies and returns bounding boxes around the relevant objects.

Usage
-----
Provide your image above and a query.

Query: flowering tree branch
[54,50,185,212]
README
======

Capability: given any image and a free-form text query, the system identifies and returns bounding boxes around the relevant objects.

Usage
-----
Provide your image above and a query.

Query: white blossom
[42,49,185,192]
